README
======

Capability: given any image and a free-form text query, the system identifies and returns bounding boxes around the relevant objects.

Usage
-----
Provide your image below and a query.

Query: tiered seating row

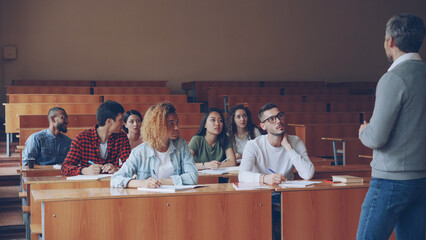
[182,80,375,102]
[6,103,201,134]
[11,80,167,87]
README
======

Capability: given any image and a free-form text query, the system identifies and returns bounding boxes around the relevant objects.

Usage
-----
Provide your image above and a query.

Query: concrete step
[0,208,25,239]
[0,186,21,209]
[0,167,20,186]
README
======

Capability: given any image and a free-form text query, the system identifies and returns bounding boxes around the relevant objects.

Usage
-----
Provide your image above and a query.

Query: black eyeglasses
[261,112,285,124]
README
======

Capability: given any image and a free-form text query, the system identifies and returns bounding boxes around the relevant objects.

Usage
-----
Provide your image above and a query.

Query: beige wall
[1,0,426,120]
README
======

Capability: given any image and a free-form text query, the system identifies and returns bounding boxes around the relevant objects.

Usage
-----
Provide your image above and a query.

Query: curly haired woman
[111,102,198,188]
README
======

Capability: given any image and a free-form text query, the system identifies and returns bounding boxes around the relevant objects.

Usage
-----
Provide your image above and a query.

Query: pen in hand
[220,157,229,166]
[151,170,160,188]
[268,168,286,183]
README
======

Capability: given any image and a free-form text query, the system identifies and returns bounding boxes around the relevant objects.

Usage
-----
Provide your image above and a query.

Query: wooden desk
[33,184,272,240]
[24,176,111,239]
[299,164,371,180]
[277,180,369,240]
[20,165,62,178]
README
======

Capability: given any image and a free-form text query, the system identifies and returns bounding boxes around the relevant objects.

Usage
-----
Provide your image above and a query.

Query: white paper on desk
[279,180,321,188]
[53,164,62,169]
[66,174,113,180]
[233,182,269,191]
[198,169,229,175]
[138,185,208,193]
[219,166,239,172]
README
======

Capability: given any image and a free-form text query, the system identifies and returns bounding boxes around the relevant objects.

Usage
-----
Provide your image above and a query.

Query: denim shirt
[111,138,198,188]
[22,129,72,166]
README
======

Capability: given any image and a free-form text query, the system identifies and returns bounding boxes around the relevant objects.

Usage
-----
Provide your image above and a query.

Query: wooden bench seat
[12,80,92,86]
[208,87,283,108]
[93,87,171,95]
[6,86,91,94]
[19,114,98,129]
[182,81,260,102]
[103,94,188,103]
[7,94,102,103]
[5,103,201,133]
[328,102,375,112]
[282,87,351,95]
[94,80,167,87]
[19,127,198,144]
[4,103,101,133]
[243,103,328,116]
[261,81,325,88]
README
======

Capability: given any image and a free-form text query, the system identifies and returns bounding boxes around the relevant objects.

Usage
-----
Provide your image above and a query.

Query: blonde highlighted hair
[141,101,176,150]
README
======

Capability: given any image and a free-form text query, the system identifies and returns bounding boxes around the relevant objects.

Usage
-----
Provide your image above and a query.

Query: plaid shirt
[61,125,131,176]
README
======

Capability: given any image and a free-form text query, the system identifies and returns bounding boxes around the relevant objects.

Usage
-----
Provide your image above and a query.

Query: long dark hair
[226,104,259,148]
[123,110,143,133]
[195,108,227,148]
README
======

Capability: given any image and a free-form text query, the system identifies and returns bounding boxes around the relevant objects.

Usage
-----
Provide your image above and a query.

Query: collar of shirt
[388,53,422,72]
[146,139,177,158]
[45,129,57,139]
[91,124,118,145]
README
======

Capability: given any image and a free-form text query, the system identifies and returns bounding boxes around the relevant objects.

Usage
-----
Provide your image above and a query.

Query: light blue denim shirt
[22,129,72,166]
[111,138,198,188]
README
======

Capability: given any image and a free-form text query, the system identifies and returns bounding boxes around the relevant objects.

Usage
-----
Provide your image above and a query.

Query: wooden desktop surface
[276,180,369,240]
[33,184,272,240]
[20,165,62,178]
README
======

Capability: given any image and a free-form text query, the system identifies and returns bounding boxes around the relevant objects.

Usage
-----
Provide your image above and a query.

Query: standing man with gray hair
[357,13,426,240]
[22,107,72,166]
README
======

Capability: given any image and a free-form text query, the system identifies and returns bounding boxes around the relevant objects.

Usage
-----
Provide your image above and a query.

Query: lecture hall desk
[23,176,111,239]
[276,179,396,240]
[19,165,62,191]
[32,184,272,240]
[26,173,238,239]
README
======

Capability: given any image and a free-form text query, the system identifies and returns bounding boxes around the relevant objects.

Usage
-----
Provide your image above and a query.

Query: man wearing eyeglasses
[238,103,315,184]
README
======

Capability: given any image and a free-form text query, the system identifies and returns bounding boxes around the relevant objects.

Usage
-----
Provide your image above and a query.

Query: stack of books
[332,175,364,183]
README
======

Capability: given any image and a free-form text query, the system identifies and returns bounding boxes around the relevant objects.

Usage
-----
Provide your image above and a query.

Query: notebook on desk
[332,175,364,183]
[66,174,113,180]
[279,180,321,188]
[233,182,269,191]
[198,169,229,175]
[138,185,208,193]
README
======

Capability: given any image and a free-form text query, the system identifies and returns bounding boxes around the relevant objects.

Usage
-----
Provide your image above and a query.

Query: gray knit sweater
[360,60,426,180]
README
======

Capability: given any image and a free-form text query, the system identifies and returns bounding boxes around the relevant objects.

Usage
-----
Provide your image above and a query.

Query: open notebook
[66,174,113,180]
[138,185,207,193]
[279,180,321,188]
[233,182,269,191]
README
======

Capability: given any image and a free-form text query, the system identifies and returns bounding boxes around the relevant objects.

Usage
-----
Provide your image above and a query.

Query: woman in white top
[226,104,262,162]
[111,102,198,188]
[123,110,143,149]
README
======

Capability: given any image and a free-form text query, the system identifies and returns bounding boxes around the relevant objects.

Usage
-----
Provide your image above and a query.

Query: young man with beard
[238,103,314,184]
[22,107,72,166]
[61,100,131,176]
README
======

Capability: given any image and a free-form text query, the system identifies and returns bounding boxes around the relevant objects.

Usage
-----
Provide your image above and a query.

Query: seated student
[22,107,72,166]
[239,103,314,184]
[61,100,131,176]
[111,102,197,188]
[226,104,262,162]
[123,110,143,149]
[189,108,236,170]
